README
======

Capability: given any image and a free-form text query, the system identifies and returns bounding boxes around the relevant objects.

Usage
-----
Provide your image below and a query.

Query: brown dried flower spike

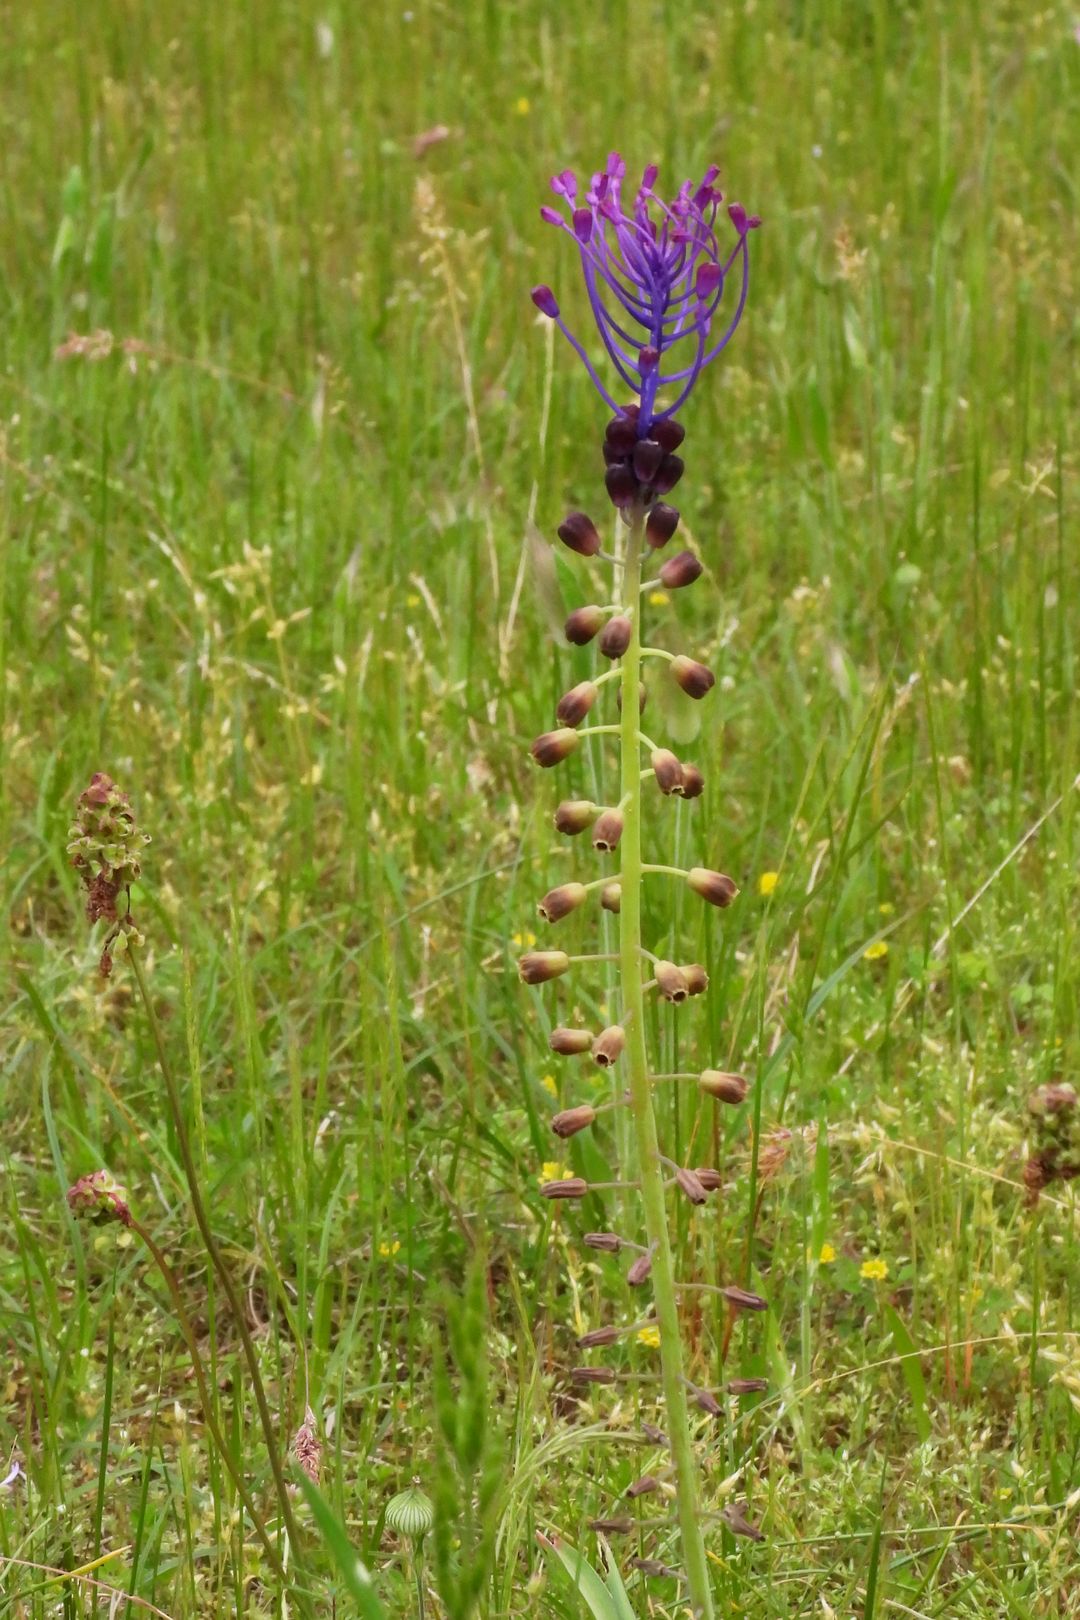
[67,773,151,929]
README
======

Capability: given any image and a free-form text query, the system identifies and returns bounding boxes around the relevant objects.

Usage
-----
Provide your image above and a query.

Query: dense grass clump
[1,1,1078,1615]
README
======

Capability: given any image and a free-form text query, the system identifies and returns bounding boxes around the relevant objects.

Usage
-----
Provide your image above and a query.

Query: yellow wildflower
[878,901,895,916]
[512,929,537,949]
[648,590,669,606]
[406,593,421,608]
[636,1325,661,1349]
[378,1240,402,1258]
[818,1242,836,1264]
[540,1162,567,1184]
[514,96,531,115]
[860,1257,888,1281]
[758,871,779,897]
[863,940,889,962]
[540,1074,558,1097]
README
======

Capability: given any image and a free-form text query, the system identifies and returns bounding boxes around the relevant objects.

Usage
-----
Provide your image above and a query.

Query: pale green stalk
[618,507,714,1620]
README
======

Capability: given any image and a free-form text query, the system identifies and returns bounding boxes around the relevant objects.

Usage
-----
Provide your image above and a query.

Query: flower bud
[680,763,704,799]
[519,951,570,985]
[671,655,715,699]
[600,881,622,914]
[570,1367,617,1385]
[541,1176,589,1199]
[653,417,685,452]
[728,1378,769,1395]
[67,1169,132,1227]
[550,1027,594,1055]
[630,1559,677,1579]
[699,1069,749,1104]
[531,285,560,317]
[564,605,605,645]
[577,1324,619,1347]
[551,1105,597,1139]
[674,1166,708,1205]
[557,511,601,557]
[556,681,598,726]
[592,1025,626,1067]
[641,1421,667,1445]
[626,1251,653,1286]
[586,1516,633,1533]
[693,1387,723,1417]
[605,465,638,509]
[592,809,624,852]
[531,728,579,767]
[584,1231,622,1252]
[688,867,739,908]
[626,1475,660,1498]
[599,615,632,659]
[615,681,647,714]
[537,883,588,924]
[655,960,690,1003]
[605,414,638,454]
[658,550,702,589]
[682,963,709,997]
[554,799,598,835]
[632,439,664,483]
[693,1167,722,1191]
[645,503,680,548]
[652,453,684,494]
[721,1285,768,1313]
[651,748,685,795]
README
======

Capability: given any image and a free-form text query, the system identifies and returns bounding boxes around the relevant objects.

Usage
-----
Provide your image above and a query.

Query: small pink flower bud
[551,1105,597,1139]
[541,1176,589,1200]
[592,808,624,852]
[556,681,598,726]
[564,605,605,645]
[592,1025,626,1067]
[651,748,685,795]
[674,1166,708,1205]
[519,950,570,985]
[537,883,588,923]
[680,763,705,799]
[577,1324,619,1347]
[554,799,598,835]
[688,867,739,908]
[550,1027,594,1055]
[655,960,690,1003]
[645,502,680,548]
[671,655,715,699]
[699,1070,749,1104]
[626,1251,653,1286]
[599,615,633,659]
[721,1285,769,1312]
[626,1475,660,1498]
[584,1231,623,1252]
[600,881,621,913]
[681,963,709,996]
[557,511,602,557]
[531,728,579,768]
[693,1167,723,1191]
[571,1367,617,1385]
[658,550,703,589]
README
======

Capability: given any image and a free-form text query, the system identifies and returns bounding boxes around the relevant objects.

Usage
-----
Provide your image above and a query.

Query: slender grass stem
[618,506,715,1620]
[125,940,306,1569]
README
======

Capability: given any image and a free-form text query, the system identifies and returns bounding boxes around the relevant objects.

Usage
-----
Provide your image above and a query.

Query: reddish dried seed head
[674,1167,708,1205]
[693,1167,723,1191]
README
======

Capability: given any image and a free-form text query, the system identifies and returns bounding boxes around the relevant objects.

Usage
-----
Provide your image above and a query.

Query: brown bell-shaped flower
[554,799,598,835]
[655,960,690,1003]
[671,655,715,699]
[650,748,685,796]
[592,1025,626,1067]
[680,763,705,799]
[531,728,579,768]
[537,882,588,923]
[599,615,633,659]
[518,950,571,984]
[551,1105,597,1139]
[699,1070,749,1104]
[564,605,605,646]
[658,550,702,589]
[556,681,598,727]
[645,503,680,548]
[549,1027,595,1055]
[557,511,601,557]
[600,881,622,914]
[688,868,739,908]
[592,808,624,852]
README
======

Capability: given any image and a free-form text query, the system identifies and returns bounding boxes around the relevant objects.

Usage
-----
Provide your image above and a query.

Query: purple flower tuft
[534,155,759,431]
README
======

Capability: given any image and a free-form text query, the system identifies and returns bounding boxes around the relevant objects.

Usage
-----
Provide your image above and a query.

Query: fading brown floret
[655,960,690,1003]
[599,615,633,659]
[540,1177,589,1200]
[292,1406,322,1485]
[550,1105,597,1139]
[680,763,705,799]
[687,867,738,908]
[592,1025,626,1067]
[592,809,624,852]
[650,749,684,796]
[67,1170,132,1228]
[549,1027,594,1055]
[565,605,606,646]
[556,682,598,726]
[537,883,588,923]
[670,655,715,699]
[600,881,622,913]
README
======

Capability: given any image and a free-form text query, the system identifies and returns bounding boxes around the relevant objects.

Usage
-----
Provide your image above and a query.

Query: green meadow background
[1,0,1078,1614]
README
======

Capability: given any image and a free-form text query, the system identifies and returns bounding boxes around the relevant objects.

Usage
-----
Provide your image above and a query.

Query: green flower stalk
[522,153,761,1619]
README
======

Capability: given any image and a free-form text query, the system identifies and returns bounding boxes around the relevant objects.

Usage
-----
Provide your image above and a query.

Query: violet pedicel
[523,155,760,1620]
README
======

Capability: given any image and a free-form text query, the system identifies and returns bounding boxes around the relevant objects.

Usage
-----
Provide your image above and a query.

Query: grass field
[2,1,1079,1615]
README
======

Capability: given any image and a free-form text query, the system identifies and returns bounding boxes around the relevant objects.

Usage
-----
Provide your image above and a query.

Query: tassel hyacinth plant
[523,153,761,1617]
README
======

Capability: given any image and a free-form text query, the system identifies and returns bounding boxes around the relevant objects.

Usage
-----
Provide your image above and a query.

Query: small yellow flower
[860,1257,888,1281]
[540,1073,558,1097]
[758,871,779,897]
[636,1325,661,1349]
[512,930,537,948]
[863,940,889,962]
[540,1161,567,1184]
[648,590,669,606]
[378,1240,402,1258]
[406,593,421,608]
[818,1242,836,1264]
[878,901,895,916]
[514,96,531,115]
